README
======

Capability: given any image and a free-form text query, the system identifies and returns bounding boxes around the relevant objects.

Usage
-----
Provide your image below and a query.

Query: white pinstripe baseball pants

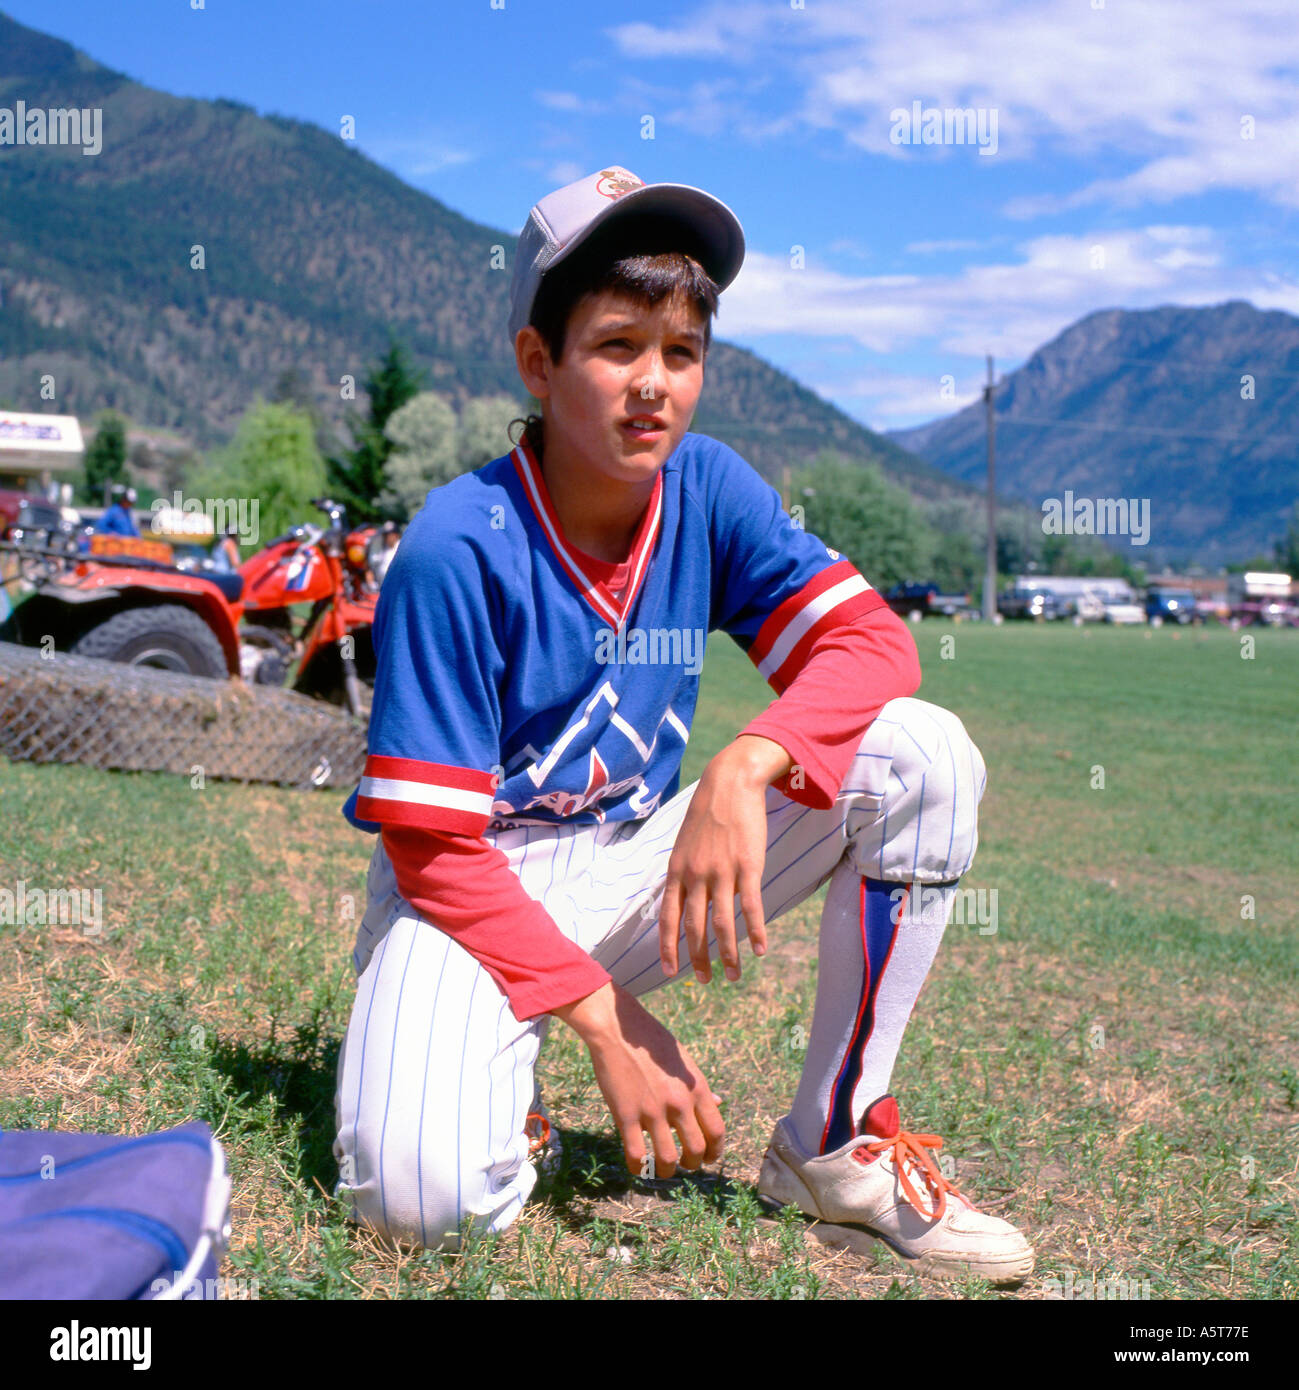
[332,696,987,1251]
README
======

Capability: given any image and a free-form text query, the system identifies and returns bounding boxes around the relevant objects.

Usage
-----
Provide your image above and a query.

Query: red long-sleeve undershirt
[383,602,921,1022]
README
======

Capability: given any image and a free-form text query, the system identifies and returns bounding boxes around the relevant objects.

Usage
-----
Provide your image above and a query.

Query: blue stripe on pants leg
[820,877,907,1153]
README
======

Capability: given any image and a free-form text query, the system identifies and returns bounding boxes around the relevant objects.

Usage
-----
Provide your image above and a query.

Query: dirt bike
[235,499,385,718]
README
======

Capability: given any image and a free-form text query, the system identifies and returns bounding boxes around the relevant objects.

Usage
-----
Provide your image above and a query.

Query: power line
[1047,349,1299,382]
[994,414,1299,445]
[983,355,997,622]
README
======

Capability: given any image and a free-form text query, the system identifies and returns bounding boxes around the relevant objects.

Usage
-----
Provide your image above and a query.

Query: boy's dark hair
[509,213,721,461]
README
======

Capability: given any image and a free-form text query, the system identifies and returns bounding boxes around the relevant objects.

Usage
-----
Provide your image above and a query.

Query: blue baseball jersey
[342,431,884,837]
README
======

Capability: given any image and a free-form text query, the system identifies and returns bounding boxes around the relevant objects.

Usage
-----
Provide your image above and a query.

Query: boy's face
[516,287,707,486]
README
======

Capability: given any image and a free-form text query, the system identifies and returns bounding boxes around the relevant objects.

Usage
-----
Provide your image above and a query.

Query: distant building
[1146,572,1229,605]
[0,411,84,499]
[1226,571,1291,605]
[1010,574,1136,602]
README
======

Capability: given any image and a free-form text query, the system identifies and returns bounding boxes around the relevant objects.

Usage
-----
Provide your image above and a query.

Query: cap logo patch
[595,167,644,200]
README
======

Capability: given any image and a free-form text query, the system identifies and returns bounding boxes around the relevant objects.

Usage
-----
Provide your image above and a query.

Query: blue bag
[0,1120,232,1299]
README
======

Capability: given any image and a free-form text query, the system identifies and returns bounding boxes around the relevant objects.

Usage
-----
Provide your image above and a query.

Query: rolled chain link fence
[0,641,367,791]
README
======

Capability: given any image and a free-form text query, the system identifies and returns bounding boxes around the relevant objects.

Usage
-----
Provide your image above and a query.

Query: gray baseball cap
[507,164,745,347]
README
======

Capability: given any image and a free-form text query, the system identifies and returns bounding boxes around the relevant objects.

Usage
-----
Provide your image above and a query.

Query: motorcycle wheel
[239,624,295,687]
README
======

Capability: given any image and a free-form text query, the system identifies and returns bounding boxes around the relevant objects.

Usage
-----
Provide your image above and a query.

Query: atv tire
[70,604,228,678]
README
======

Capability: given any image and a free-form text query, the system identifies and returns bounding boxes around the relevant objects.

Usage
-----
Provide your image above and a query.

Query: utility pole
[982,355,998,622]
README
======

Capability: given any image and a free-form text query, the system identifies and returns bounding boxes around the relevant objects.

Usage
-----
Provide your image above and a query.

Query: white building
[1227,571,1291,604]
[0,411,84,497]
[1010,574,1136,602]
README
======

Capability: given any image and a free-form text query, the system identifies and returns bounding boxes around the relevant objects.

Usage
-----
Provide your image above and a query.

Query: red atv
[0,498,388,719]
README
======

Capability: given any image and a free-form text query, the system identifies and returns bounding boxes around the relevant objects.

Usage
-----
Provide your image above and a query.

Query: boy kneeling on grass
[332,165,1034,1284]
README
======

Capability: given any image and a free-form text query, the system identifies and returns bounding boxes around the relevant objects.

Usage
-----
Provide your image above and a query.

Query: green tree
[190,400,326,552]
[790,451,936,588]
[380,392,526,520]
[1040,529,1134,579]
[457,394,525,472]
[1274,500,1299,574]
[270,365,329,453]
[379,392,459,518]
[80,411,130,506]
[270,365,318,420]
[921,496,982,593]
[1227,554,1280,573]
[996,508,1044,579]
[325,339,427,522]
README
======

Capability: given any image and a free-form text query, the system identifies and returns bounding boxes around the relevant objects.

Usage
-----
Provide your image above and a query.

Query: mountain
[888,302,1299,566]
[0,11,970,506]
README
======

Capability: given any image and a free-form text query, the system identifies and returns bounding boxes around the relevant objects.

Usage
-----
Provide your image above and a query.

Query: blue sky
[8,0,1298,432]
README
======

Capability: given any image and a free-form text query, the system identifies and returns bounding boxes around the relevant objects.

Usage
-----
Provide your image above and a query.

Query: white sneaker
[757,1094,1035,1284]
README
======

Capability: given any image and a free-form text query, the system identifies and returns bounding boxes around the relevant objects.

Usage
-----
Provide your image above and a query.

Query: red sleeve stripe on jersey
[762,586,889,694]
[354,756,495,832]
[750,560,882,684]
[360,755,495,791]
[511,439,663,632]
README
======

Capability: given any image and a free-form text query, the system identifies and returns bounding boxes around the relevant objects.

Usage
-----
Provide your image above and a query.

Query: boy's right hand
[552,981,724,1179]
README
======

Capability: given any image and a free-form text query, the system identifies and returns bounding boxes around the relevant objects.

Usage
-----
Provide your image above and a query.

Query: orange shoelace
[854,1128,969,1222]
[524,1112,551,1159]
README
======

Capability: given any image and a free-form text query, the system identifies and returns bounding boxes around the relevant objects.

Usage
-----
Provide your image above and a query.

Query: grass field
[2,622,1296,1299]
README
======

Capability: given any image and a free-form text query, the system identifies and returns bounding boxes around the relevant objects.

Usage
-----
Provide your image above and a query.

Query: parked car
[1227,571,1291,626]
[1231,599,1288,627]
[1061,591,1107,623]
[885,582,972,621]
[1102,600,1147,625]
[998,585,1063,621]
[1145,588,1197,625]
[0,488,66,538]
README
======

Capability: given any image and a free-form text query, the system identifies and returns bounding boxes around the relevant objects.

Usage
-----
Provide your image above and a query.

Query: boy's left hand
[658,735,792,984]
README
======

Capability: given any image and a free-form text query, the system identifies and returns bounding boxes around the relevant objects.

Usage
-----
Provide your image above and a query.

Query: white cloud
[717,223,1299,425]
[544,160,587,188]
[599,72,772,140]
[1004,115,1299,215]
[362,134,475,179]
[604,0,1299,211]
[606,13,769,59]
[817,368,981,424]
[720,250,931,353]
[535,91,587,112]
[905,239,984,256]
[826,237,876,260]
